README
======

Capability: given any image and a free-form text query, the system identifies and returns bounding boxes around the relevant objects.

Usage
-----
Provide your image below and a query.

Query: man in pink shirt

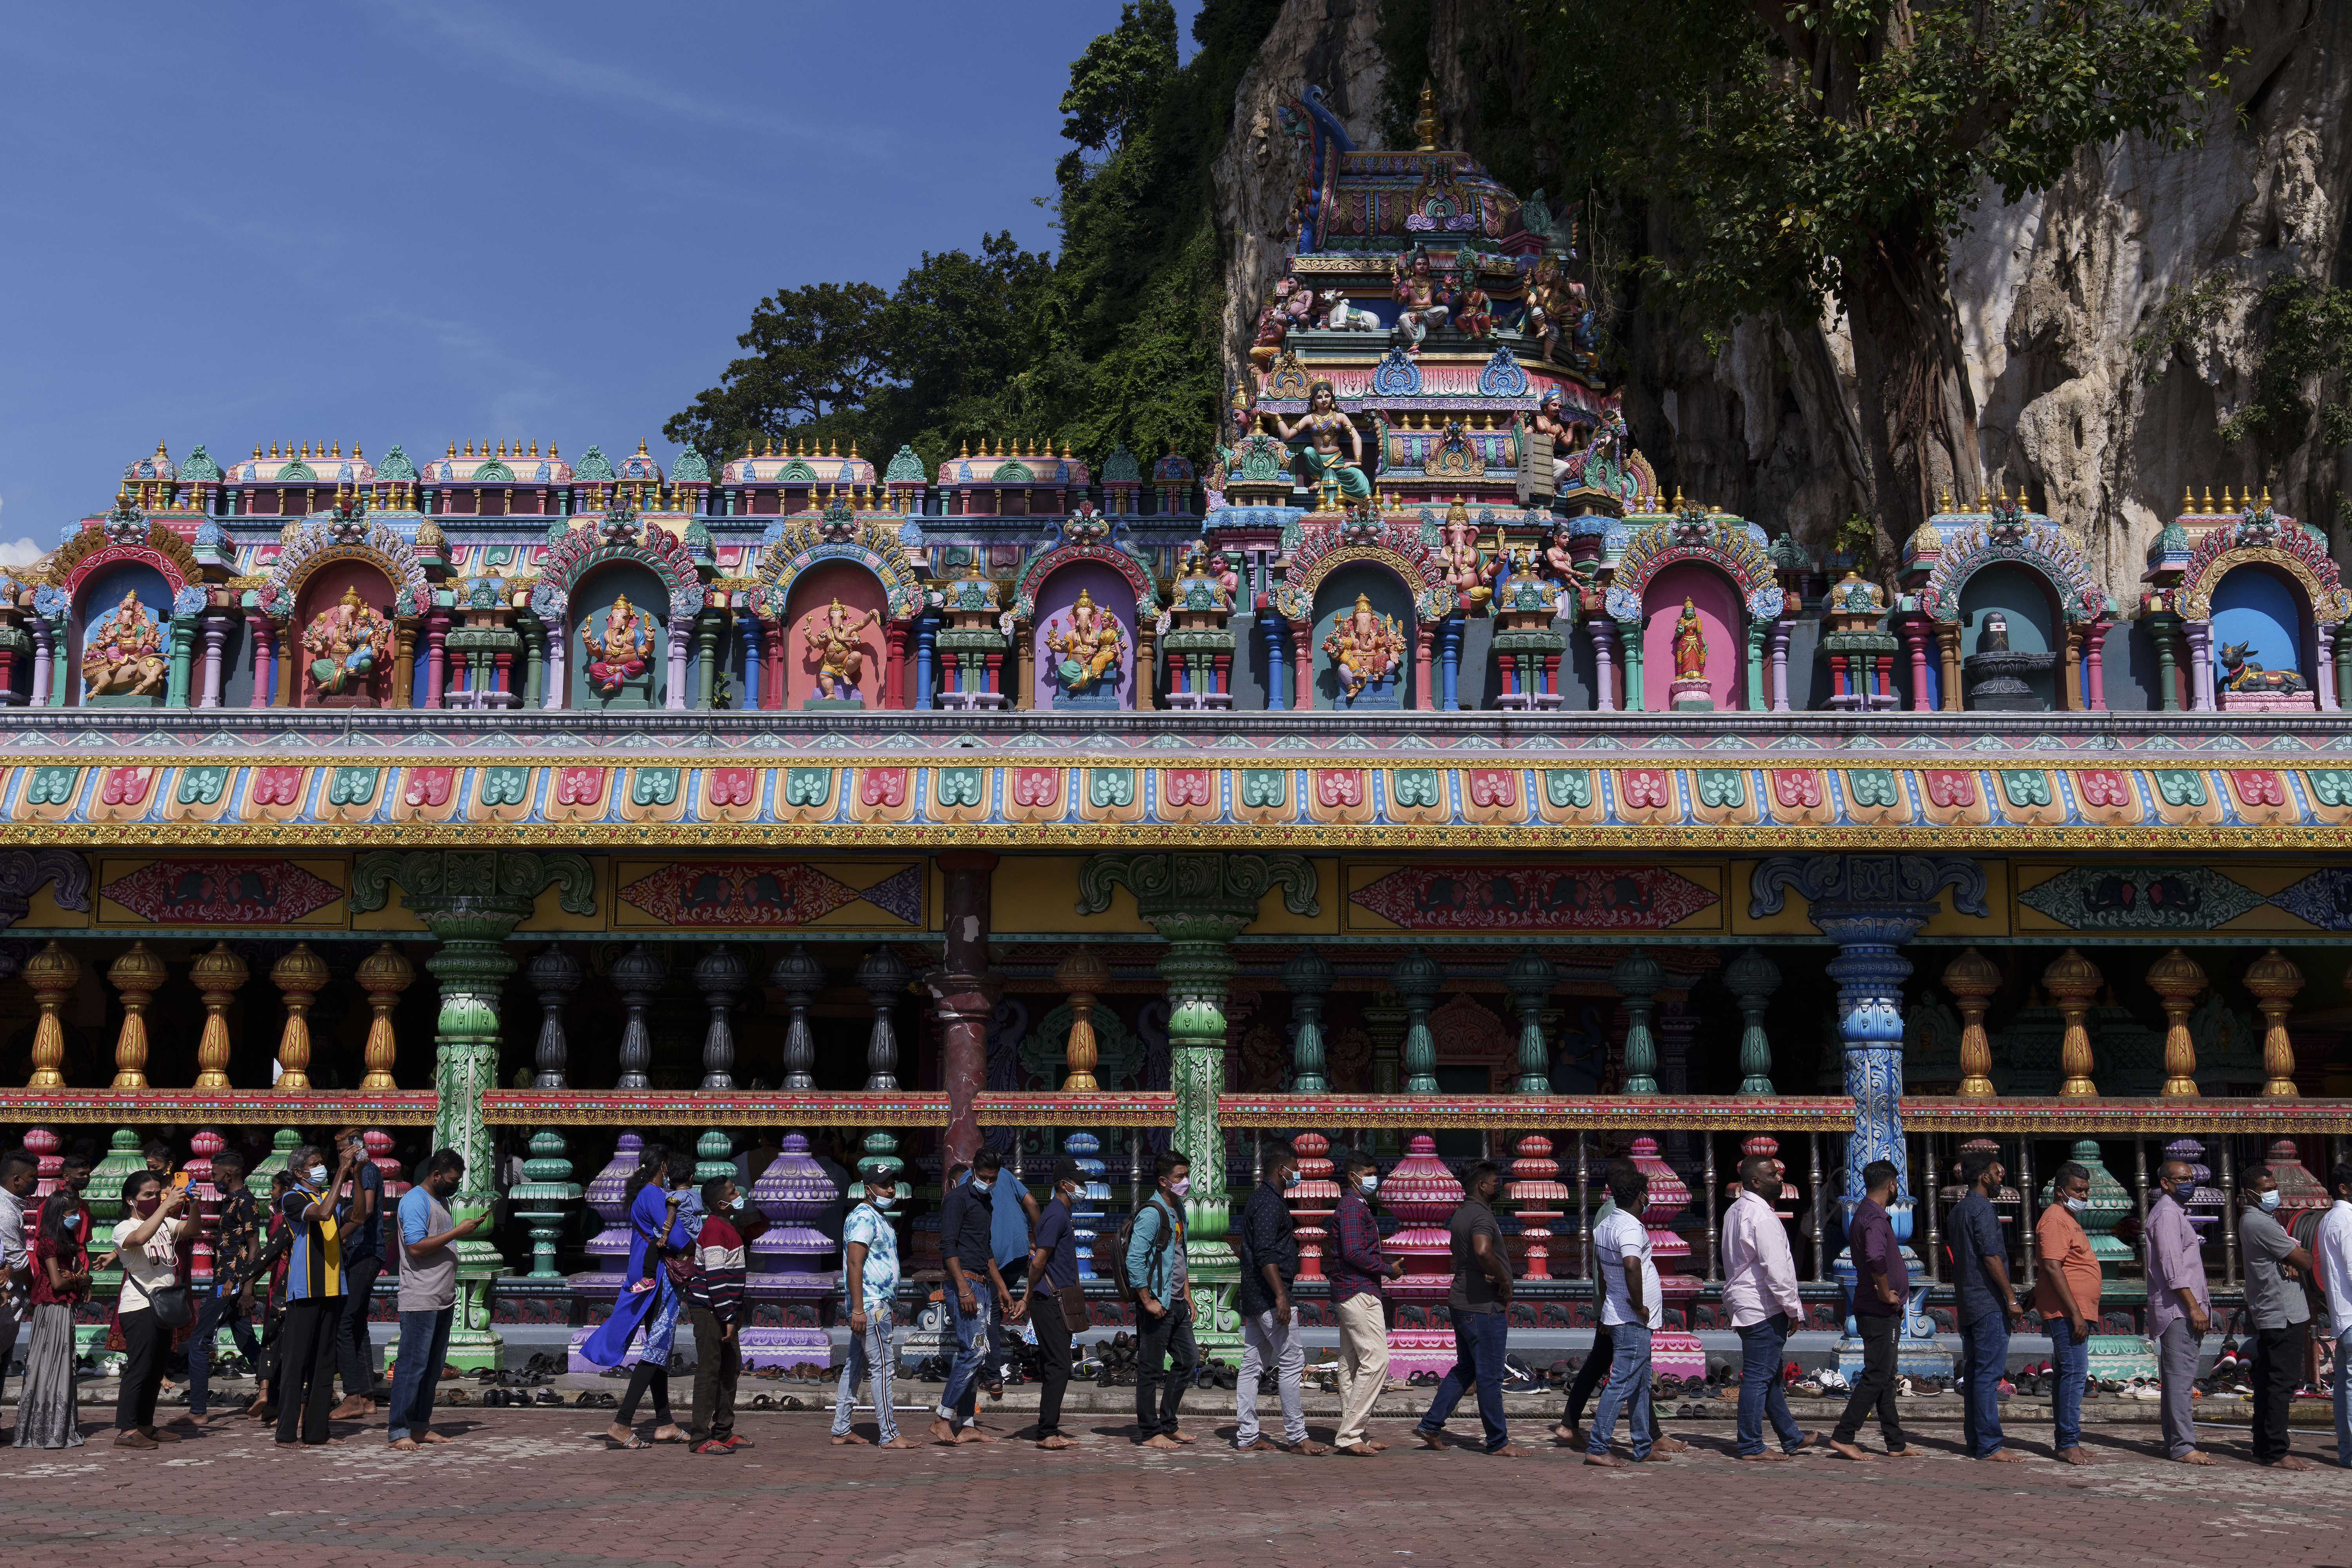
[1721,1151,1807,1460]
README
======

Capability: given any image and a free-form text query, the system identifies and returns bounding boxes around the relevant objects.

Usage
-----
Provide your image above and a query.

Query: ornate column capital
[1075,849,1319,941]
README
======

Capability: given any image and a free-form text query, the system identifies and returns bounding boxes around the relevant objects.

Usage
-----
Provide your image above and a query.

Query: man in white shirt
[1585,1159,1669,1466]
[1721,1151,1808,1460]
[0,1149,37,1439]
[2311,1157,2352,1470]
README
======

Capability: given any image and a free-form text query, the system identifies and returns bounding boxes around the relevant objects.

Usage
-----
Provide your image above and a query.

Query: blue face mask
[1281,1168,1300,1190]
[971,1178,993,1194]
[2259,1189,2282,1213]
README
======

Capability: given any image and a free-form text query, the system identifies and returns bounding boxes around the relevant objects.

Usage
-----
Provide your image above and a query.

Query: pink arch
[1641,562,1744,712]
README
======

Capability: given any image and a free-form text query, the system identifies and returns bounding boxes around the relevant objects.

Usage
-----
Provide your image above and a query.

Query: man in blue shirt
[1947,1148,2025,1461]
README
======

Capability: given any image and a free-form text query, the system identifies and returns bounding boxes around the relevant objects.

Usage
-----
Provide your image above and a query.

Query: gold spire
[2202,485,2213,513]
[331,439,341,458]
[2182,486,2194,516]
[2223,484,2234,510]
[2263,485,2273,508]
[636,438,649,456]
[1939,486,1952,513]
[1412,80,1439,151]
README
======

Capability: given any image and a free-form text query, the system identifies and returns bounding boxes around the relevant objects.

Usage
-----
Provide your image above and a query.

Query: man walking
[1127,1152,1196,1450]
[929,1149,1013,1446]
[327,1128,385,1423]
[386,1150,479,1450]
[1235,1140,1321,1453]
[831,1167,913,1448]
[2147,1156,2213,1465]
[1949,1149,2025,1462]
[686,1175,746,1455]
[2236,1163,2315,1470]
[2312,1159,2352,1470]
[2033,1160,2102,1466]
[188,1151,265,1424]
[1014,1159,1086,1449]
[1721,1151,1806,1461]
[1586,1160,1666,1466]
[1821,1160,1916,1461]
[1329,1148,1403,1456]
[1412,1160,1522,1456]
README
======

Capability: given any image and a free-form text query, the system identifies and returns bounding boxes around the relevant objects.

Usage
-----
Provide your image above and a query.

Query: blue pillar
[739,615,760,711]
[1261,616,1288,711]
[1440,615,1465,711]
[914,613,938,711]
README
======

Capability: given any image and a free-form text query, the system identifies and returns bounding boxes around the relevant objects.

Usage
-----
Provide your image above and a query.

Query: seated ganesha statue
[1044,588,1126,699]
[302,587,389,700]
[82,589,168,698]
[584,593,653,697]
[1323,593,1404,702]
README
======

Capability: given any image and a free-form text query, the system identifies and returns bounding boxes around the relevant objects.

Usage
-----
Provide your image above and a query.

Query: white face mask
[306,1165,328,1185]
[2259,1189,2282,1212]
[2063,1196,2087,1213]
[971,1177,993,1194]
[868,1193,895,1211]
[1357,1174,1379,1195]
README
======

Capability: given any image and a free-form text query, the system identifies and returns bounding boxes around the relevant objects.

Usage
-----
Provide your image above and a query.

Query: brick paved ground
[6,1408,2350,1568]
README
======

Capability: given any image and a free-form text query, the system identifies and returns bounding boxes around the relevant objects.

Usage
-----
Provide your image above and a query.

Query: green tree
[662,281,888,462]
[1058,0,1179,182]
[1511,0,2220,561]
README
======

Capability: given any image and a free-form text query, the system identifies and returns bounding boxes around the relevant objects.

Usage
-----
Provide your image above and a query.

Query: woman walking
[15,1183,98,1448]
[581,1146,695,1448]
[111,1170,192,1448]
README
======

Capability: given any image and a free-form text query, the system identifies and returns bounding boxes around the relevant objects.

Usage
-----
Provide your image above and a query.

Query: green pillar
[1612,946,1664,1094]
[1282,947,1333,1094]
[1391,946,1443,1093]
[1725,947,1782,1096]
[1503,947,1557,1094]
[353,848,595,1368]
[1078,851,1318,1357]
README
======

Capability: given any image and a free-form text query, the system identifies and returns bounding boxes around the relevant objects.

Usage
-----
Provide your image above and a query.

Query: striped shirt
[278,1184,344,1301]
[686,1213,745,1327]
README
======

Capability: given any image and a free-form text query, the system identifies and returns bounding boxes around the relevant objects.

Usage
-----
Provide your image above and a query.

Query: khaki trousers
[1334,1292,1389,1447]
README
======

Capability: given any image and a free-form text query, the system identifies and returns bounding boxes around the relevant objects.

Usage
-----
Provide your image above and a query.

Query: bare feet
[953,1425,995,1443]
[1584,1451,1625,1466]
[1141,1433,1182,1450]
[1035,1434,1078,1450]
[420,1431,454,1445]
[1552,1422,1581,1446]
[1282,1439,1329,1455]
[1825,1437,1878,1462]
[1979,1448,2026,1463]
[1487,1443,1527,1457]
[2173,1449,2217,1466]
[1740,1450,1791,1461]
[1364,1440,1388,1452]
[389,1437,421,1451]
[1650,1436,1690,1454]
[1412,1430,1447,1451]
[328,1396,372,1421]
[1238,1437,1280,1452]
[2054,1446,2094,1466]
[877,1436,921,1449]
[2263,1454,2314,1471]
[1633,1448,1674,1462]
[1334,1441,1378,1457]
[830,1432,873,1445]
[1170,1430,1196,1444]
[1884,1445,1928,1459]
[928,1418,959,1446]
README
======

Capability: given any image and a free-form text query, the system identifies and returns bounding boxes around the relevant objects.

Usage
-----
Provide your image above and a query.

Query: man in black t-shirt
[1015,1160,1087,1449]
[1947,1149,2025,1461]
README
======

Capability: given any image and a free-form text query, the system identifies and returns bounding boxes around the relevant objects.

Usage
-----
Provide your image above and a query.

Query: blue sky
[0,1,1197,559]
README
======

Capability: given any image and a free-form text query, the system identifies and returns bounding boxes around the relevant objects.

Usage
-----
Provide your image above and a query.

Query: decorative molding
[1918,515,2108,625]
[257,513,429,622]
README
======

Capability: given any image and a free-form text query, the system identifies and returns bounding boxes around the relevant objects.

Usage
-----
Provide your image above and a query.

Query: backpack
[1109,1194,1176,1299]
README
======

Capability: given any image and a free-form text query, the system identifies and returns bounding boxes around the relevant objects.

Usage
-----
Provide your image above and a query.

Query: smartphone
[171,1171,191,1189]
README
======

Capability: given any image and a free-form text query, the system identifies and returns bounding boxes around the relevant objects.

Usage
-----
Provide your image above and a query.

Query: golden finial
[1413,80,1439,151]
[1974,485,1987,512]
[1671,484,1684,509]
[960,440,969,457]
[848,439,859,459]
[2201,485,2213,513]
[636,438,649,456]
[2222,484,2234,510]
[828,435,839,457]
[330,439,341,458]
[252,444,262,459]
[446,441,457,459]
[2182,486,2193,516]
[1938,486,1952,513]
[353,444,363,461]
[2263,485,2273,508]
[549,443,558,459]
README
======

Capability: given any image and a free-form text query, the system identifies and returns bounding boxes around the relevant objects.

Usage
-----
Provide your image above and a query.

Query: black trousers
[0,1310,18,1414]
[1566,1324,1661,1440]
[2251,1324,2300,1462]
[114,1308,167,1431]
[275,1297,341,1445]
[619,1361,672,1426]
[1832,1312,1907,1447]
[686,1308,738,1442]
[334,1255,383,1401]
[1030,1290,1076,1437]
[1134,1304,1195,1439]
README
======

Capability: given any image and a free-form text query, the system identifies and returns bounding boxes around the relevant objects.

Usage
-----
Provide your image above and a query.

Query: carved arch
[257,516,430,621]
[2180,518,2348,624]
[1602,517,1782,623]
[1918,518,2107,626]
[532,518,704,628]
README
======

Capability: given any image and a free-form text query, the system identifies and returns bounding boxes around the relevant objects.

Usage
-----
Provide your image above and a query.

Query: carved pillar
[2043,948,2102,1098]
[1724,946,1781,1096]
[1291,623,1313,711]
[1510,1134,1563,1278]
[767,942,824,1092]
[1942,946,2000,1099]
[2186,620,2214,711]
[1936,624,1963,711]
[1054,949,1109,1091]
[604,944,664,1091]
[1413,622,1436,710]
[356,942,413,1091]
[511,1127,580,1279]
[2085,618,2109,710]
[2144,612,2181,711]
[424,613,450,709]
[269,942,328,1091]
[1283,946,1334,1094]
[1503,947,1556,1094]
[28,620,51,708]
[2247,948,2305,1098]
[1589,619,1618,711]
[191,942,248,1089]
[1135,619,1157,711]
[198,615,227,708]
[392,619,417,710]
[245,616,271,708]
[107,941,164,1089]
[882,621,909,711]
[523,944,578,1090]
[1901,617,1932,710]
[928,852,999,1165]
[1769,619,1793,711]
[1390,946,1442,1093]
[694,944,746,1090]
[693,612,721,710]
[2146,947,2206,1098]
[663,621,688,710]
[1610,947,1664,1094]
[857,944,910,1091]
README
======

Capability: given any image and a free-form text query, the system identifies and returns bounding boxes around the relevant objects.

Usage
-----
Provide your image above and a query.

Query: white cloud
[0,537,42,568]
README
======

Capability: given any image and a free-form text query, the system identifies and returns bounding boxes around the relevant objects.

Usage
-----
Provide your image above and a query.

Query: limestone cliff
[1211,0,2350,605]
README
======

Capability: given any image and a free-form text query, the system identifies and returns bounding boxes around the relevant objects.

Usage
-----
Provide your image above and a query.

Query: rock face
[1213,0,2350,605]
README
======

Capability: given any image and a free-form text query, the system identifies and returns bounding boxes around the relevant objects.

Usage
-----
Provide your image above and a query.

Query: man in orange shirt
[2035,1161,2104,1466]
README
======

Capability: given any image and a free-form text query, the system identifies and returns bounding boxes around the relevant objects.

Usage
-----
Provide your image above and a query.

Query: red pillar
[1414,628,1434,711]
[929,852,999,1168]
[2085,619,2108,710]
[883,621,909,710]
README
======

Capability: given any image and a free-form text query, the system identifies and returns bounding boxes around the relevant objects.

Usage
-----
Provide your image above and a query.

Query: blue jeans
[1735,1312,1804,1455]
[186,1289,261,1417]
[932,1286,993,1426]
[386,1307,453,1443]
[2334,1327,2352,1468]
[1415,1309,1510,1452]
[1585,1319,1654,1460]
[2046,1313,2089,1451]
[1959,1307,2011,1457]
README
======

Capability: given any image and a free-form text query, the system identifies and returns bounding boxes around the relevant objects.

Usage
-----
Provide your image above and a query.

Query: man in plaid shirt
[1329,1147,1405,1456]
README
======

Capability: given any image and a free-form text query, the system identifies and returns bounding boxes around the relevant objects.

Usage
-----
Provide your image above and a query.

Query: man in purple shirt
[2146,1158,2213,1464]
[1821,1160,1920,1460]
[1328,1148,1404,1456]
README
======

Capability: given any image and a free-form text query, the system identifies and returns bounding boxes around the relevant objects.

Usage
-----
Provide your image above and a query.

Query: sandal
[603,1434,649,1450]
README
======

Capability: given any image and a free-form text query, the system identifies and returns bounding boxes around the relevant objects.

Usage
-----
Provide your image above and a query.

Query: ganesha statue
[301,587,389,704]
[1322,593,1405,707]
[82,589,168,700]
[800,595,882,704]
[1043,588,1127,705]
[583,593,654,703]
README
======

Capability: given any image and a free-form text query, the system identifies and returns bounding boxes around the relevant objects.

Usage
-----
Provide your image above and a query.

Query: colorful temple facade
[2,98,2348,1375]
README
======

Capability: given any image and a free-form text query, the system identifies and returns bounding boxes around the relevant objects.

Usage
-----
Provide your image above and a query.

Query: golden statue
[584,592,652,696]
[800,595,882,701]
[1044,588,1127,696]
[1322,592,1404,702]
[301,586,388,699]
[82,589,167,698]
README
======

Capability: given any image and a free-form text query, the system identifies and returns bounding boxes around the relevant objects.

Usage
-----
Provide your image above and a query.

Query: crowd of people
[4,1134,2352,1465]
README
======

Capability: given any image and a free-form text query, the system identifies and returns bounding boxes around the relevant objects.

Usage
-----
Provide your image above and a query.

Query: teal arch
[1311,562,1416,710]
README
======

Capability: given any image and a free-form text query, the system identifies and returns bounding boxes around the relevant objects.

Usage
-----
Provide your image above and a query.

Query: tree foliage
[2219,276,2352,453]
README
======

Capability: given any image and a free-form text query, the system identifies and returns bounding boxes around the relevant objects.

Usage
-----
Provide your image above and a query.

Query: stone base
[936,691,1007,710]
[85,692,165,707]
[1834,1332,1955,1382]
[1967,690,2043,711]
[587,692,654,710]
[2220,689,2317,711]
[1162,691,1232,710]
[315,694,379,709]
[1493,692,1563,710]
[739,1325,832,1375]
[1668,678,1713,713]
[1330,677,1400,711]
[1052,691,1121,710]
[801,697,866,710]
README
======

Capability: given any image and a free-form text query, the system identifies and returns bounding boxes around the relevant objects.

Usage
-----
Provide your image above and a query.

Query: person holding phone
[111,1170,191,1449]
[387,1150,481,1450]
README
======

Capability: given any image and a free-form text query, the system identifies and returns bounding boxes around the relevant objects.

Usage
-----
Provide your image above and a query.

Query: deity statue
[1439,503,1491,607]
[1391,247,1451,354]
[1453,270,1494,340]
[1525,252,1570,362]
[1322,593,1404,702]
[1321,289,1376,331]
[1671,597,1708,681]
[301,586,388,700]
[1541,520,1578,586]
[800,595,883,702]
[81,589,167,698]
[1248,278,1297,371]
[583,592,653,697]
[1261,378,1371,503]
[1532,388,1580,492]
[1043,587,1127,697]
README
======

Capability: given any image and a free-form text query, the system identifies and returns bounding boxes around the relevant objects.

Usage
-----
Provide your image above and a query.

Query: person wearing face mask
[832,1171,912,1448]
[685,1175,748,1455]
[583,1148,697,1447]
[1014,1159,1089,1449]
[16,1173,99,1449]
[1413,1160,1522,1457]
[1719,1152,1807,1460]
[111,1169,194,1449]
[274,1143,352,1447]
[1234,1140,1321,1454]
[1127,1152,1196,1450]
[1947,1148,2025,1463]
[928,1147,1014,1446]
[386,1150,481,1451]
[1821,1160,1917,1461]
[2030,1162,2102,1466]
[1328,1148,1405,1456]
[326,1127,387,1424]
[2145,1157,2214,1465]
[2236,1165,2316,1469]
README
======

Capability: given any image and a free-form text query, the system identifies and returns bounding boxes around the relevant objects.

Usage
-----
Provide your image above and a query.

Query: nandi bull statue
[2218,640,2310,695]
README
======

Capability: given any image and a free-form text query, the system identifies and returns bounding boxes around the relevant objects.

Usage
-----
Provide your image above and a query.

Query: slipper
[603,1435,649,1450]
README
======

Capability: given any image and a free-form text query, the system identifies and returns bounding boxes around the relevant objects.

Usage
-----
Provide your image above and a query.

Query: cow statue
[2218,640,2310,695]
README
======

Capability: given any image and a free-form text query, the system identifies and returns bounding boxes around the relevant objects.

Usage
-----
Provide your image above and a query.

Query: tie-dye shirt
[841,1201,899,1312]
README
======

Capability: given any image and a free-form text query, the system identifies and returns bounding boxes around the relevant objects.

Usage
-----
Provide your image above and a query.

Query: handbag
[1055,1281,1087,1325]
[148,1281,192,1328]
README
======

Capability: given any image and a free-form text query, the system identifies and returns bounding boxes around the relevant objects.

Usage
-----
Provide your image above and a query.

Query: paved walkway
[5,1409,2348,1568]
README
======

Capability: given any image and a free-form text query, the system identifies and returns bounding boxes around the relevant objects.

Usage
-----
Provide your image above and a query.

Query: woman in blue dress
[582,1145,695,1447]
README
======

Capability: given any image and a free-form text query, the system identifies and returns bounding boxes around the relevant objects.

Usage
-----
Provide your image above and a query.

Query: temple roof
[419,440,571,485]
